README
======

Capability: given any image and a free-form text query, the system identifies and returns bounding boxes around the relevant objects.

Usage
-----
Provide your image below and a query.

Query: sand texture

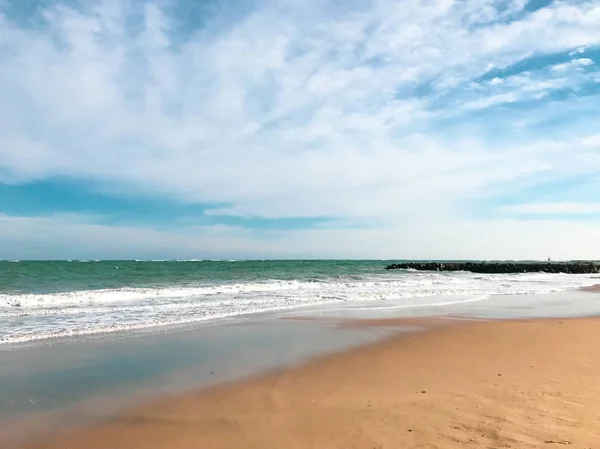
[23,318,600,449]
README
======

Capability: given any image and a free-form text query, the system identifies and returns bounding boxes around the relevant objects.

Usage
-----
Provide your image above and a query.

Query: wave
[1,272,595,310]
[1,271,597,345]
[0,280,315,309]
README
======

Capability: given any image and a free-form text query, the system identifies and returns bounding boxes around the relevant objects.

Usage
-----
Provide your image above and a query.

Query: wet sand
[21,316,600,449]
[580,283,600,292]
[0,317,400,448]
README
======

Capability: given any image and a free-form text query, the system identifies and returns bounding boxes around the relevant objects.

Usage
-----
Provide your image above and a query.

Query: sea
[1,260,598,345]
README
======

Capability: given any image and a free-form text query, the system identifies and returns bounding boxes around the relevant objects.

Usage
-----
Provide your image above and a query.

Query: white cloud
[551,57,594,72]
[501,202,600,215]
[461,92,519,110]
[582,134,600,146]
[1,0,600,257]
[2,214,600,260]
[464,57,599,112]
[569,47,586,55]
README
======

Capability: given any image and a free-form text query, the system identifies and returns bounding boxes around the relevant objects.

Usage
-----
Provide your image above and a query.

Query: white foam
[1,271,597,344]
[0,280,315,309]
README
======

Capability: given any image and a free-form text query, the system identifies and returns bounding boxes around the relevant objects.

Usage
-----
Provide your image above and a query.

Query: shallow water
[290,289,600,320]
[2,260,597,344]
[0,315,404,448]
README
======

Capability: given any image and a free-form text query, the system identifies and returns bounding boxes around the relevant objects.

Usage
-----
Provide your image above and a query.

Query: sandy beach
[20,316,600,449]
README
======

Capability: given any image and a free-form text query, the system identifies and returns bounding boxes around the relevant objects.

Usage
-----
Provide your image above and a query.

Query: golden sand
[23,317,600,448]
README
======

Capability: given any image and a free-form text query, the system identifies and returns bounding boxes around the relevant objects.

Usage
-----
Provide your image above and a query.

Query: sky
[1,0,600,260]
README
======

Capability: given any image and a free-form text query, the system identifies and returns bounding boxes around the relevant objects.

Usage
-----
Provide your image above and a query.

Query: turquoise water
[0,260,385,294]
[1,260,597,344]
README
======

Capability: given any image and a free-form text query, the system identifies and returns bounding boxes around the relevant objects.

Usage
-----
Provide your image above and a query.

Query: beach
[20,315,600,449]
[2,262,600,448]
[4,0,600,446]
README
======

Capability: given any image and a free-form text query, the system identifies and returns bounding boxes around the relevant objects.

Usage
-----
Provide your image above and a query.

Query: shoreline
[3,281,599,348]
[0,314,403,448]
[19,315,600,449]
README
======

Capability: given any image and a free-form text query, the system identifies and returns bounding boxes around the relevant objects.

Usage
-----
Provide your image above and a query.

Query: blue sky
[1,0,600,260]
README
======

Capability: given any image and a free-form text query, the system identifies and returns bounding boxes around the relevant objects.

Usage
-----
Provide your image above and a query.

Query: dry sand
[22,317,600,449]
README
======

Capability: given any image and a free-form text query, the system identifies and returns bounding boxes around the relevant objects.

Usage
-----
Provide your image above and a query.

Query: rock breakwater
[385,261,600,274]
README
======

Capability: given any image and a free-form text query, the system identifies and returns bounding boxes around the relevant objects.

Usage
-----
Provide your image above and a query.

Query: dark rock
[384,261,600,274]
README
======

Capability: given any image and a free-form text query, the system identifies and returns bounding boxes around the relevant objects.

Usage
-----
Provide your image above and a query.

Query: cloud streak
[501,202,600,215]
[0,0,600,258]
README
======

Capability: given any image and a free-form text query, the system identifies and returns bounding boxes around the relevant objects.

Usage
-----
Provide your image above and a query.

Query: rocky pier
[384,261,600,274]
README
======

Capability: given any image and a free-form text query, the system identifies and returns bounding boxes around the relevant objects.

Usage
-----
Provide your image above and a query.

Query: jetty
[384,261,600,274]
